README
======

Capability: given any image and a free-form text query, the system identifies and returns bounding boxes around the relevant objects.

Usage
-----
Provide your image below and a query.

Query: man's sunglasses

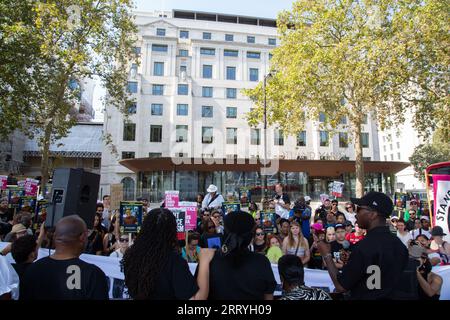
[119,238,129,242]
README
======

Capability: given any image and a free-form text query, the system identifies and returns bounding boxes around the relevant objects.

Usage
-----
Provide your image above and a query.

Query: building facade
[101,10,405,202]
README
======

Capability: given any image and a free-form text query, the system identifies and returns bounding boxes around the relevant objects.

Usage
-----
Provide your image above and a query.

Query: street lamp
[263,71,275,200]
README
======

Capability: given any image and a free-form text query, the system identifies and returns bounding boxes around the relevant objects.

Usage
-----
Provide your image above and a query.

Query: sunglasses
[346,206,353,209]
[208,225,216,230]
[119,238,129,242]
[256,232,265,236]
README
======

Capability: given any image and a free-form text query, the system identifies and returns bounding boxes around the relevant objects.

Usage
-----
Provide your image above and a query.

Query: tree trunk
[353,120,365,197]
[39,124,52,195]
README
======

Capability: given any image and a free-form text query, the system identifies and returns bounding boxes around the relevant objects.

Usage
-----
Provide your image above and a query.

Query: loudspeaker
[45,168,100,229]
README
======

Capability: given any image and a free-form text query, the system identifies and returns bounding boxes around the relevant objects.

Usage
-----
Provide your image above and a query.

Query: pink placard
[165,190,179,208]
[0,176,7,190]
[178,201,197,231]
[24,178,39,196]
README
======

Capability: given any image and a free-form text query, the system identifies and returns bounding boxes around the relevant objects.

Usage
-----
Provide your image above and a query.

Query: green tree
[0,0,138,190]
[244,0,449,197]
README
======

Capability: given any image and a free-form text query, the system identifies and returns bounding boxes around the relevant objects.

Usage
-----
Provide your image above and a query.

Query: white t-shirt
[109,249,124,259]
[410,228,432,240]
[397,231,412,247]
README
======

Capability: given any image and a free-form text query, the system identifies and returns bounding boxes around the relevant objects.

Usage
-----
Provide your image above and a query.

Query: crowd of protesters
[1,182,449,301]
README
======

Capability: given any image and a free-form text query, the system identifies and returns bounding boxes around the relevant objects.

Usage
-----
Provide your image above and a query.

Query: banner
[332,181,345,198]
[0,176,7,190]
[433,175,450,243]
[119,201,143,233]
[165,190,179,208]
[171,208,186,233]
[24,178,39,196]
[7,187,24,209]
[179,201,197,231]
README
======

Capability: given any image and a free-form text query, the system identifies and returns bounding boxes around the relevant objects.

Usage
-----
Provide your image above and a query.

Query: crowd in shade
[1,183,449,300]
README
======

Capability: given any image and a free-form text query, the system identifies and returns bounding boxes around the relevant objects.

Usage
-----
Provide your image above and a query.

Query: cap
[351,191,393,218]
[420,216,430,222]
[431,226,447,237]
[390,215,400,221]
[207,184,218,193]
[304,196,311,202]
[334,223,345,230]
[11,223,27,234]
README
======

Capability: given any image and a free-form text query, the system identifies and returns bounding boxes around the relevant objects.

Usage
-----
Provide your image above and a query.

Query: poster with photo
[7,187,25,208]
[222,202,240,215]
[119,201,143,233]
[260,211,277,234]
[19,196,36,211]
[171,208,186,233]
[34,200,48,228]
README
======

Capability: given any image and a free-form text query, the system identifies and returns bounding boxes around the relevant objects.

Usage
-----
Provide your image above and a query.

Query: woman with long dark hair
[122,208,214,300]
[205,210,276,300]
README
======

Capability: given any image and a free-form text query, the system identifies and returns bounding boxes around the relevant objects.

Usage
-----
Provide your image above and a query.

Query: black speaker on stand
[45,168,100,229]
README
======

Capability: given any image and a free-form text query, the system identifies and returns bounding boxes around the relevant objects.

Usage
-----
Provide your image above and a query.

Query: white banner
[1,242,449,300]
[434,178,450,243]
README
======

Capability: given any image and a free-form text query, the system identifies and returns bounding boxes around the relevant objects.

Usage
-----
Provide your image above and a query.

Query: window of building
[122,152,135,159]
[180,65,187,74]
[156,28,165,36]
[176,125,188,142]
[361,132,369,148]
[133,47,141,55]
[179,49,189,57]
[397,142,400,149]
[225,34,234,42]
[340,116,347,125]
[150,125,162,142]
[249,68,259,82]
[202,106,213,118]
[224,49,238,57]
[319,112,326,123]
[274,130,284,146]
[226,128,237,144]
[390,154,394,161]
[200,48,215,55]
[226,107,237,118]
[203,65,213,79]
[202,86,213,97]
[247,36,255,43]
[251,128,260,145]
[93,158,101,169]
[339,132,348,148]
[383,145,386,152]
[152,44,168,52]
[390,143,393,150]
[151,104,163,116]
[397,153,401,160]
[203,32,211,40]
[226,88,237,99]
[152,84,164,95]
[226,66,236,80]
[247,51,260,59]
[297,131,306,146]
[127,103,137,114]
[153,62,164,76]
[268,38,276,45]
[180,30,189,39]
[127,81,138,93]
[319,131,329,146]
[362,114,368,124]
[177,104,188,116]
[202,127,213,144]
[178,84,188,95]
[149,153,162,158]
[123,122,136,141]
[384,155,387,161]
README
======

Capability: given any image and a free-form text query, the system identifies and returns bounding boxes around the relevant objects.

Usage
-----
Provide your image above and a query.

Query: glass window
[179,49,189,57]
[156,28,165,36]
[176,125,188,142]
[203,32,211,40]
[122,152,135,159]
[149,152,162,158]
[339,132,348,148]
[251,128,260,145]
[180,65,187,73]
[151,104,163,116]
[274,130,284,146]
[390,154,394,161]
[397,153,401,160]
[226,88,237,99]
[202,127,213,144]
[226,67,236,80]
[269,53,273,60]
[180,30,189,39]
[396,142,400,149]
[127,81,138,93]
[225,34,234,42]
[319,112,326,122]
[178,84,188,95]
[123,122,136,141]
[297,131,306,146]
[200,48,215,55]
[226,128,237,144]
[203,65,213,79]
[202,106,213,118]
[340,116,347,124]
[152,84,164,95]
[153,62,164,76]
[133,47,141,55]
[202,86,213,98]
[177,104,188,116]
[249,68,259,82]
[247,36,255,43]
[150,125,162,142]
[268,38,276,45]
[226,107,237,118]
[152,44,168,52]
[247,51,260,59]
[224,49,238,57]
[127,103,137,114]
[384,155,387,161]
[362,114,368,124]
[319,131,329,146]
[361,132,369,148]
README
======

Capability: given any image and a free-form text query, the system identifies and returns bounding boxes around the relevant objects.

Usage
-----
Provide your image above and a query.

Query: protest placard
[171,208,186,233]
[331,181,345,198]
[165,190,179,208]
[119,201,143,233]
[19,196,36,211]
[222,202,240,215]
[24,178,39,196]
[0,176,7,190]
[7,187,24,209]
[260,211,277,234]
[178,201,197,231]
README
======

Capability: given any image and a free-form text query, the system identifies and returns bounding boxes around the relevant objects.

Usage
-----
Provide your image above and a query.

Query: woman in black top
[205,210,277,300]
[251,227,267,254]
[123,208,214,300]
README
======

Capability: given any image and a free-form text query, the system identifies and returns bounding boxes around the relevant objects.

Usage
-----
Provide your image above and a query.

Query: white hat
[420,216,430,222]
[207,184,218,193]
[304,196,311,202]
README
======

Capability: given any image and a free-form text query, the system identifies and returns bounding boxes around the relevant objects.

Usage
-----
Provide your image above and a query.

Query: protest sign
[119,201,143,233]
[7,187,24,209]
[19,196,36,211]
[320,193,330,204]
[331,181,345,198]
[222,202,240,215]
[165,190,179,208]
[171,208,186,233]
[432,175,450,242]
[178,201,197,231]
[24,178,39,196]
[260,211,277,234]
[0,176,7,190]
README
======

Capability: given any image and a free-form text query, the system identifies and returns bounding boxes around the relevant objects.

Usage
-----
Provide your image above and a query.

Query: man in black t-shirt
[329,224,349,270]
[21,215,108,300]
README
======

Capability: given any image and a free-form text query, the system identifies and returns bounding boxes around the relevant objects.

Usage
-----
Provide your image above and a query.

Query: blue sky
[92,0,295,120]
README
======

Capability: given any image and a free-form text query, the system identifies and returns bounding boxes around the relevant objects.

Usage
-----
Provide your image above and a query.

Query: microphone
[342,240,350,251]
